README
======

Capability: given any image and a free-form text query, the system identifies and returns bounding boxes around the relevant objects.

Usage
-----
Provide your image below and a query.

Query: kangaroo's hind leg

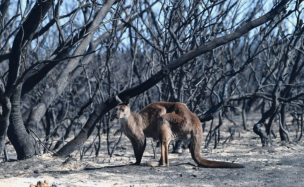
[158,113,185,166]
[158,117,172,166]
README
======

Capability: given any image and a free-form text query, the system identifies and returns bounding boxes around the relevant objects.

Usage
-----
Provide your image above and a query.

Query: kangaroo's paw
[145,161,160,167]
[129,162,141,166]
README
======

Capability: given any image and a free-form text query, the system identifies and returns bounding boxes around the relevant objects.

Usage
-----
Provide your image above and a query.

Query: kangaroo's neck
[120,112,144,127]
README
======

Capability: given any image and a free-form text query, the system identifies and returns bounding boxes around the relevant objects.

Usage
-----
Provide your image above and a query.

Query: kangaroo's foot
[129,162,141,166]
[158,160,169,167]
[159,163,169,167]
[145,161,160,167]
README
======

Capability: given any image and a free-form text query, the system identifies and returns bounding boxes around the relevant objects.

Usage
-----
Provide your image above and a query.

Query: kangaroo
[115,100,244,168]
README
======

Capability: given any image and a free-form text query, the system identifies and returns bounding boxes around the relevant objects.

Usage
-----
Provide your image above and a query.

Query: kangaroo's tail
[190,130,244,168]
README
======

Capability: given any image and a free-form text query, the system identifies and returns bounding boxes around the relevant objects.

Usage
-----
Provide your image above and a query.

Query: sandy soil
[1,115,304,187]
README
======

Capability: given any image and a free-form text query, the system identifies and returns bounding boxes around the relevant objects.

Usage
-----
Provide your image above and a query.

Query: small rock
[192,167,199,170]
[45,164,51,168]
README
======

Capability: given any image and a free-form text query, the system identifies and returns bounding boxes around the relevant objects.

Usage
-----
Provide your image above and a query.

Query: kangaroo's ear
[115,95,130,105]
[115,95,124,105]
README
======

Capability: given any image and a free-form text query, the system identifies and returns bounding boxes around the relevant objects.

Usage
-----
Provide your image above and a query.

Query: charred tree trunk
[253,102,279,146]
[7,86,36,159]
[0,86,11,154]
[279,104,289,141]
[44,109,52,153]
[242,100,248,130]
[5,0,53,159]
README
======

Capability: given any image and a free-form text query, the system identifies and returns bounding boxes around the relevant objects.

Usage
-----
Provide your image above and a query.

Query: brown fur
[115,102,244,168]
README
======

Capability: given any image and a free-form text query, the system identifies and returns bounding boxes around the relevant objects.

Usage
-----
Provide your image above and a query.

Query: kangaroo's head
[115,105,131,119]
